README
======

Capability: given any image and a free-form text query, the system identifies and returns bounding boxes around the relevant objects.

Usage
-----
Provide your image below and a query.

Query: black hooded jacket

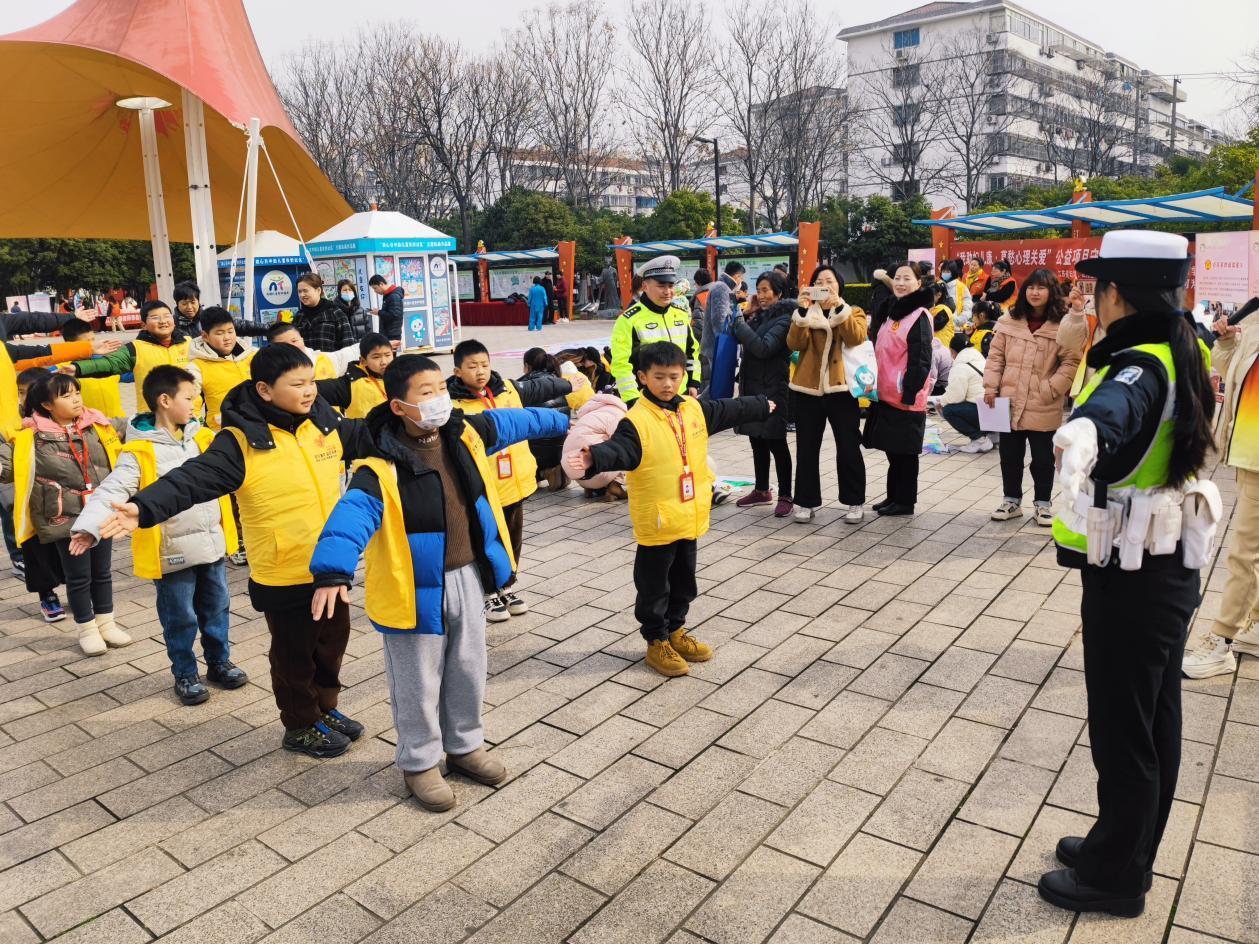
[446,369,573,407]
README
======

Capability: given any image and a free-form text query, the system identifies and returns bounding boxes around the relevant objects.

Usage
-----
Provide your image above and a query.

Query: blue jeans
[153,560,231,679]
[941,402,983,441]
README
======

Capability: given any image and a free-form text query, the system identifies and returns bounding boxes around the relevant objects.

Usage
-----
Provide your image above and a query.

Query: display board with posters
[218,253,309,326]
[489,266,550,300]
[1195,231,1259,306]
[456,268,475,300]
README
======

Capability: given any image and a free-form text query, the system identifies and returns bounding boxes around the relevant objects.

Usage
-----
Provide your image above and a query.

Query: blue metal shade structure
[916,188,1255,234]
[604,232,799,254]
[449,248,558,264]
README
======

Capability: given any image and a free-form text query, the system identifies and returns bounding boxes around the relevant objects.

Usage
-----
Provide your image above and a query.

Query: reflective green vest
[1051,342,1176,556]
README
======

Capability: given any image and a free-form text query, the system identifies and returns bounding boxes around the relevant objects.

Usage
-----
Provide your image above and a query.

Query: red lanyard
[665,410,690,470]
[65,431,94,490]
[477,388,497,409]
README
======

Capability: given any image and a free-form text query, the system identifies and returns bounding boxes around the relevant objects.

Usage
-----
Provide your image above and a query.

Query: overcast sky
[1,0,1251,130]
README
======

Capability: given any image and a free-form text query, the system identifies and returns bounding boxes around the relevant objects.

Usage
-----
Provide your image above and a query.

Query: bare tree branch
[936,31,1014,211]
[713,3,777,229]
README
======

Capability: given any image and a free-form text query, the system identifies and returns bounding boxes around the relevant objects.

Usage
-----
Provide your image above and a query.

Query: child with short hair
[72,365,246,705]
[566,341,771,677]
[98,343,376,757]
[447,338,591,622]
[266,322,360,380]
[188,306,255,431]
[310,354,568,810]
[1,373,131,654]
[318,333,395,418]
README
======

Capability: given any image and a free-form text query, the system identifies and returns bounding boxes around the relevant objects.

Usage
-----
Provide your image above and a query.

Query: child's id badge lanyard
[478,389,512,479]
[666,412,695,502]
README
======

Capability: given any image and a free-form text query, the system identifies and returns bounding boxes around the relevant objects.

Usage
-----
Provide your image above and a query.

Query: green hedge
[843,283,873,311]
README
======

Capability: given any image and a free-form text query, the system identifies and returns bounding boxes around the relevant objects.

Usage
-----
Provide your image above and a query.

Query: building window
[891,180,919,201]
[988,175,1008,192]
[893,28,919,50]
[892,63,921,88]
[892,102,920,126]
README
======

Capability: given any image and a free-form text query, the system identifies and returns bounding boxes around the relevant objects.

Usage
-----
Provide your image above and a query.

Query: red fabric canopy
[0,0,350,242]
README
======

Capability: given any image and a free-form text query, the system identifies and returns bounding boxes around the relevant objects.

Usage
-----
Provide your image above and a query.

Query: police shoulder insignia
[1114,366,1144,386]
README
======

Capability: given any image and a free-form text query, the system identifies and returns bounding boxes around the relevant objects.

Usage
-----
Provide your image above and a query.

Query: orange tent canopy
[0,0,351,243]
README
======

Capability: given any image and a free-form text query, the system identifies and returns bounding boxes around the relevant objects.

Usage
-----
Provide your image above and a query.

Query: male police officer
[610,255,702,403]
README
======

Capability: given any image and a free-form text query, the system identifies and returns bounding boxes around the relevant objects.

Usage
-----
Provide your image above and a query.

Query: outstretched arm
[699,394,770,435]
[467,407,570,454]
[309,466,384,589]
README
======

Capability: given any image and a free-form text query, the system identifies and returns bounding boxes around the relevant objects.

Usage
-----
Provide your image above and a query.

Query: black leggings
[750,437,793,495]
[54,538,113,624]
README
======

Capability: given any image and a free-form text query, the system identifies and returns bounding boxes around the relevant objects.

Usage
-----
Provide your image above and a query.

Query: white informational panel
[489,266,551,300]
[457,268,475,299]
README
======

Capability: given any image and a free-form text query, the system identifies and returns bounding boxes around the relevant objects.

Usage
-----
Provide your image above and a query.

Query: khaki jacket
[983,315,1081,432]
[1213,318,1259,469]
[786,302,868,396]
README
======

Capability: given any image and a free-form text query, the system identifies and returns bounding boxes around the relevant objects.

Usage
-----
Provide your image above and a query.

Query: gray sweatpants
[381,563,487,773]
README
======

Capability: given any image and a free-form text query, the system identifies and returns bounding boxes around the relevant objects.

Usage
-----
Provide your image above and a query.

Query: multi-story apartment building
[508,149,659,215]
[839,0,1229,208]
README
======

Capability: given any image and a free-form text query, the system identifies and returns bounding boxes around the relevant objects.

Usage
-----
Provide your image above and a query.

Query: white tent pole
[139,107,175,304]
[242,117,261,324]
[182,89,220,305]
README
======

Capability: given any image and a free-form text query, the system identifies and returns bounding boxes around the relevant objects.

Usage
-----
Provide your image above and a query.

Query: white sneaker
[991,500,1022,521]
[841,504,864,524]
[793,506,815,523]
[1182,633,1237,679]
[959,438,994,454]
[712,481,734,506]
[1232,623,1259,657]
[1034,503,1054,527]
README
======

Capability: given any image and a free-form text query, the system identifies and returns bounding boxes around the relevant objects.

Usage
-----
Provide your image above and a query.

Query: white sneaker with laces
[959,438,994,454]
[793,506,815,523]
[1034,503,1054,527]
[484,595,510,623]
[991,500,1022,521]
[841,504,864,524]
[1182,633,1236,679]
[1232,623,1259,657]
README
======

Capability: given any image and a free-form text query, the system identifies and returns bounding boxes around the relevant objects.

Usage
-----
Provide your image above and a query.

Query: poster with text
[489,266,549,299]
[456,268,475,299]
[1195,231,1251,305]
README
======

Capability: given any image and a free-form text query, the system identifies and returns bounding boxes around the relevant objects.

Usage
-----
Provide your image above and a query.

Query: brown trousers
[264,597,351,730]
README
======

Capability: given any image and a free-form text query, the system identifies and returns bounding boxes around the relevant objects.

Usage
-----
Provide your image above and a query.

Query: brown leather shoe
[446,746,507,785]
[605,481,627,501]
[404,766,456,811]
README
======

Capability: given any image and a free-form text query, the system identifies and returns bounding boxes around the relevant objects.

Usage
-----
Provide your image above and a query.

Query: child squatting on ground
[565,341,771,677]
[309,355,569,811]
[72,365,248,706]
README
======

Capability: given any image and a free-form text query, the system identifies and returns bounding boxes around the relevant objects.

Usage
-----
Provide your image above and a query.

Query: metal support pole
[138,107,175,304]
[182,90,221,305]
[242,118,261,324]
[713,139,722,237]
[1169,77,1180,156]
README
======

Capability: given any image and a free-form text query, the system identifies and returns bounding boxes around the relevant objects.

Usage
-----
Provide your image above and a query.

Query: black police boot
[1056,837,1154,892]
[1038,868,1144,918]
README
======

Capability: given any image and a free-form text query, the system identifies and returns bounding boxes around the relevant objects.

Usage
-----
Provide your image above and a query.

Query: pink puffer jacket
[563,394,628,490]
[983,314,1081,432]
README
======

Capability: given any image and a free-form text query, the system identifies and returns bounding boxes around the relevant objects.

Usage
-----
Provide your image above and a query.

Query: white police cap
[1076,230,1191,287]
[640,254,681,284]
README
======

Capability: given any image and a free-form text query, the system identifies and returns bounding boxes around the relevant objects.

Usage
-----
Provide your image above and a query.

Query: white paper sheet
[977,397,1011,433]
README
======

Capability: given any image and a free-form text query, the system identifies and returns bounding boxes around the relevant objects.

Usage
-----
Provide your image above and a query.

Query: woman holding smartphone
[786,265,869,523]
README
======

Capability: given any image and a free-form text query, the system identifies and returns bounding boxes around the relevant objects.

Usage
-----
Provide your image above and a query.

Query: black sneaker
[282,720,351,758]
[175,675,210,706]
[206,660,248,689]
[321,708,364,741]
[11,557,25,579]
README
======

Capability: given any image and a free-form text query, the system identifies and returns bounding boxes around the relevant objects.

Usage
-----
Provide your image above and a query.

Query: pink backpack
[875,307,931,412]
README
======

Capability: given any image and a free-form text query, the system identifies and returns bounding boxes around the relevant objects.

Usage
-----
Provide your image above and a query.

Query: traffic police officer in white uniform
[1039,231,1221,918]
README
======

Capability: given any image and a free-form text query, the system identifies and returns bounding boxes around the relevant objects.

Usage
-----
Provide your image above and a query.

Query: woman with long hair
[984,268,1080,525]
[731,270,795,516]
[1039,231,1218,919]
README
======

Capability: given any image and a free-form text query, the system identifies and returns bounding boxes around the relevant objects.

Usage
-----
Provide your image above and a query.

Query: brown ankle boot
[446,746,507,785]
[404,767,455,811]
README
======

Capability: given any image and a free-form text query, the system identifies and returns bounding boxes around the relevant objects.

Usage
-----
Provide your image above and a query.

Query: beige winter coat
[1213,318,1259,470]
[785,302,869,396]
[983,314,1081,432]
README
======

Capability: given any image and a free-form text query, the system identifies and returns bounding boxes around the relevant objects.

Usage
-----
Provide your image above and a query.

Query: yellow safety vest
[346,373,387,420]
[133,338,196,413]
[625,397,713,546]
[314,354,337,380]
[79,376,124,419]
[121,429,239,579]
[224,423,343,585]
[452,380,538,506]
[0,345,21,439]
[196,351,255,430]
[12,422,123,544]
[356,431,515,630]
[971,328,992,352]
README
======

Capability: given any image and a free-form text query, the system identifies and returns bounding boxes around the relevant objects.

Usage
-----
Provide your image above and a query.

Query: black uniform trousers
[1075,554,1200,896]
[633,539,698,643]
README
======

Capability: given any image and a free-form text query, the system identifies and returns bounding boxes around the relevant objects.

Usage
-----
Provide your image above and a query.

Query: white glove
[1053,418,1098,506]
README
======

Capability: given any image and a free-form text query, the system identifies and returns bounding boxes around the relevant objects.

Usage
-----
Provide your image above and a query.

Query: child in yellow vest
[0,372,131,655]
[70,300,200,414]
[317,333,394,418]
[187,306,256,431]
[310,354,569,811]
[71,365,248,706]
[56,319,125,418]
[566,341,771,677]
[447,338,591,622]
[266,322,360,382]
[96,344,376,759]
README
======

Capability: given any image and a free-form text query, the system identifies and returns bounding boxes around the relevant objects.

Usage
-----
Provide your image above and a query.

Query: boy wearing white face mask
[309,355,569,812]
